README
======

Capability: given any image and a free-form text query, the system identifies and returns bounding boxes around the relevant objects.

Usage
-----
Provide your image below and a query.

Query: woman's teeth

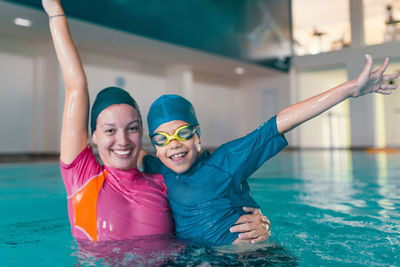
[114,150,131,155]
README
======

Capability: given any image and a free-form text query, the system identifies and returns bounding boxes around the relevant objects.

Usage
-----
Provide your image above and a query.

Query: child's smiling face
[154,120,201,174]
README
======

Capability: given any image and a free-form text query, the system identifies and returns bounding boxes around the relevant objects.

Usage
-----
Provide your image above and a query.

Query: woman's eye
[105,129,115,134]
[129,126,140,132]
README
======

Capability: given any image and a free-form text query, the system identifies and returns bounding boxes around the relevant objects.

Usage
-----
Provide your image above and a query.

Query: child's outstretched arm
[276,55,398,134]
[43,0,89,164]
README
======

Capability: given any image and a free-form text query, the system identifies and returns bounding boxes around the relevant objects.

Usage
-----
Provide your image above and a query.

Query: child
[141,55,398,246]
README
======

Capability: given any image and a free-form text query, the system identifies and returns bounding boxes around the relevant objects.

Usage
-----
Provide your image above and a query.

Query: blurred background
[0,0,399,157]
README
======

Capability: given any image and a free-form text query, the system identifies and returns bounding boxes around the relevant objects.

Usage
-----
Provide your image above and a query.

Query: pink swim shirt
[60,146,173,241]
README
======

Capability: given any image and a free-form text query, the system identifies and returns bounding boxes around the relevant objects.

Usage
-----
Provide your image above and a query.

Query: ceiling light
[14,18,32,27]
[235,67,245,75]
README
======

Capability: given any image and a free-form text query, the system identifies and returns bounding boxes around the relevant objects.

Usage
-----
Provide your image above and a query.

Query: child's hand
[231,207,271,244]
[42,0,63,17]
[350,54,398,98]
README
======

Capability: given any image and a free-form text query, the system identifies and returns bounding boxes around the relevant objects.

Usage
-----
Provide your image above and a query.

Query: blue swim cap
[90,87,141,134]
[147,94,200,136]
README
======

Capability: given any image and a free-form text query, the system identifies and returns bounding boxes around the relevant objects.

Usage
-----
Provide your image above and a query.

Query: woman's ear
[91,132,97,145]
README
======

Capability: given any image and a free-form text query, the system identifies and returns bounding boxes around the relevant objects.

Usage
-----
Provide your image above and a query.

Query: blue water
[0,150,399,266]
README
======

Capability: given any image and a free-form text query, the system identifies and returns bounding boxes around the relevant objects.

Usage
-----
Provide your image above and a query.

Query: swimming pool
[1,150,399,266]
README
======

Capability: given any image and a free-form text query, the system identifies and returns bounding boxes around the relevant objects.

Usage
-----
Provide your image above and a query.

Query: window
[292,0,351,55]
[364,0,400,45]
[296,67,350,148]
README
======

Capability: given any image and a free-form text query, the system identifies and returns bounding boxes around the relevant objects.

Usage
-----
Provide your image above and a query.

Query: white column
[288,67,299,147]
[348,0,378,148]
[164,64,194,101]
[349,0,365,48]
[33,40,61,153]
[347,54,376,148]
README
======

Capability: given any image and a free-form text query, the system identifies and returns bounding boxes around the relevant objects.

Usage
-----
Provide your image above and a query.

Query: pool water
[0,150,399,266]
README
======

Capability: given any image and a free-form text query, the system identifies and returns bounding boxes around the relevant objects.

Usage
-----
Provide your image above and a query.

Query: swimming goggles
[150,125,198,147]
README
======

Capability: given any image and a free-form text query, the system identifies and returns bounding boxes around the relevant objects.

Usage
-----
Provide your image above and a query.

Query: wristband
[49,14,65,20]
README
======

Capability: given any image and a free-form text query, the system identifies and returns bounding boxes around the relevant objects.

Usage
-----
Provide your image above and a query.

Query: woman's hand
[231,207,271,244]
[350,54,398,98]
[42,0,63,17]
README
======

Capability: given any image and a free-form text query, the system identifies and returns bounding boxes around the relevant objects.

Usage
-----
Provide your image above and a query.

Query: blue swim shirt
[143,116,288,246]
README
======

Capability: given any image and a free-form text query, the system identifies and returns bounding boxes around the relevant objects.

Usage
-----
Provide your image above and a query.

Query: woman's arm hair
[276,55,398,134]
[43,0,89,163]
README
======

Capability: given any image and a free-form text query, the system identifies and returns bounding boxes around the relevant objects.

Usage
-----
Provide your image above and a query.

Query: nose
[168,139,182,149]
[116,130,130,147]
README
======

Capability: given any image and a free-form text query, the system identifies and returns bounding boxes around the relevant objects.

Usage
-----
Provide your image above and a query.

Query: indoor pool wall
[0,150,399,266]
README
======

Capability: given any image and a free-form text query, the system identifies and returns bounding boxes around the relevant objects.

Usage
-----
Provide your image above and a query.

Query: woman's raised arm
[43,0,89,163]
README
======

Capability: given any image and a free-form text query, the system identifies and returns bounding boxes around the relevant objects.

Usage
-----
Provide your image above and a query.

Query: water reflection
[292,150,400,219]
[351,151,400,219]
[74,236,297,266]
[296,150,356,213]
[75,234,185,266]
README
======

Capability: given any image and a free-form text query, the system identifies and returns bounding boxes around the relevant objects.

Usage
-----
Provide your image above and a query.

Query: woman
[42,0,270,243]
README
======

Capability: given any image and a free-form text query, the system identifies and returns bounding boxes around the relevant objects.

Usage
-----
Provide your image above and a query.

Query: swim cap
[90,86,141,134]
[147,94,200,136]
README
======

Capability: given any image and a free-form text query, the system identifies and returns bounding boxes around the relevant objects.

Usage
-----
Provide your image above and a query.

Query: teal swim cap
[90,87,141,134]
[147,94,200,136]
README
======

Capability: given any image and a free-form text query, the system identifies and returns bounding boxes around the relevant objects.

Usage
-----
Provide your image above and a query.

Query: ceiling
[2,0,292,71]
[0,0,282,79]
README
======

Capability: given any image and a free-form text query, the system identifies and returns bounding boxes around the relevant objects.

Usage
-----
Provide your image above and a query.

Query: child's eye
[177,128,192,138]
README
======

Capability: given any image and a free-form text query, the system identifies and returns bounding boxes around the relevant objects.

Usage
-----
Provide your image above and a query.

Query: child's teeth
[172,152,185,159]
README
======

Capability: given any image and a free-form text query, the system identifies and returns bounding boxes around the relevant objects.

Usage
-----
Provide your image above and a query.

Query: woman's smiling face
[91,104,142,170]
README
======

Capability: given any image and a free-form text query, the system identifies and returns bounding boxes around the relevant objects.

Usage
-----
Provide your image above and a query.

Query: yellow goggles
[150,125,198,147]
